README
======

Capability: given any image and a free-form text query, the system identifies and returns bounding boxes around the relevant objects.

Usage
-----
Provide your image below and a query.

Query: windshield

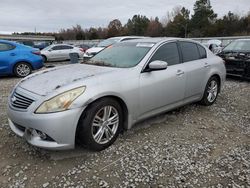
[85,42,154,68]
[223,40,250,52]
[97,38,121,47]
[43,45,52,50]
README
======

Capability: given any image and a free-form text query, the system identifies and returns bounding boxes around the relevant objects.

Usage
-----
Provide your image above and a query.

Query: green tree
[165,7,190,37]
[125,15,150,36]
[145,17,163,37]
[107,19,123,37]
[190,0,217,37]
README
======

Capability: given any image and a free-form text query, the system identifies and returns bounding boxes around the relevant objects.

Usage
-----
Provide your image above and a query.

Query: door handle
[176,70,184,76]
[204,63,210,68]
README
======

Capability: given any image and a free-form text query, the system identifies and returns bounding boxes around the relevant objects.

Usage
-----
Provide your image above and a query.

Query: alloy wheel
[16,63,31,77]
[207,80,218,103]
[91,106,119,144]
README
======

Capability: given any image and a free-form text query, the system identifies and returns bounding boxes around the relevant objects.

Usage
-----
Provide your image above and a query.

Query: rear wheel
[14,62,32,77]
[77,98,123,151]
[200,76,219,106]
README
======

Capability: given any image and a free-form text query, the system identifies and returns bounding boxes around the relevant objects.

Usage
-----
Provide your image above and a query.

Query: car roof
[121,37,197,44]
[235,39,250,41]
[109,36,147,40]
[50,44,74,47]
[0,40,18,45]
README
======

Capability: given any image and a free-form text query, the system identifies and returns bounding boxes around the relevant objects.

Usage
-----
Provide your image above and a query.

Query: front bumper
[8,103,84,150]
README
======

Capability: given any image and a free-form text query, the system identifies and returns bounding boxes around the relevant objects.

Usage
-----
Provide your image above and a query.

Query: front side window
[51,46,61,50]
[61,45,73,50]
[149,42,180,66]
[180,42,200,62]
[0,43,15,51]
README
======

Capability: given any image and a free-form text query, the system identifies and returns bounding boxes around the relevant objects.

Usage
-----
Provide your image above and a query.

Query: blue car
[0,40,44,77]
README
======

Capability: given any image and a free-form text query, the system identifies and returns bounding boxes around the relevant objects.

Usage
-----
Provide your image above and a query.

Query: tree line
[15,0,250,40]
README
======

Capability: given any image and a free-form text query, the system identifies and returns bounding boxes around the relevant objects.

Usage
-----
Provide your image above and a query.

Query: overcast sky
[0,0,249,34]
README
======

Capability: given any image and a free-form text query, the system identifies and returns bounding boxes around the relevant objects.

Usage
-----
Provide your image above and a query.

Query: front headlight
[35,86,86,114]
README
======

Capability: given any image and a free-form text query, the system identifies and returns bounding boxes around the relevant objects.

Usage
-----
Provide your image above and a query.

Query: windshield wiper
[83,60,113,67]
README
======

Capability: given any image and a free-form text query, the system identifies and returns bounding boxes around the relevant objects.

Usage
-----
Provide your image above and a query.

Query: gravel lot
[0,62,249,187]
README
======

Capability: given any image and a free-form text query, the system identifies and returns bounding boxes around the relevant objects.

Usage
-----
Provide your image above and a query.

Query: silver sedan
[7,38,226,151]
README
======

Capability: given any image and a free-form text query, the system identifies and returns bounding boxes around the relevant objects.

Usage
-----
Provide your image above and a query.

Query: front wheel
[14,62,32,77]
[200,76,219,106]
[77,98,123,151]
[42,55,47,63]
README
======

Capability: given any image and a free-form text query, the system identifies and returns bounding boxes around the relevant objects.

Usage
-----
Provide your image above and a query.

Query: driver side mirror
[146,60,168,72]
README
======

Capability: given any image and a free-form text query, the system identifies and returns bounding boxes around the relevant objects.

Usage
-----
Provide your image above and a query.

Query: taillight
[32,50,41,55]
[79,48,85,52]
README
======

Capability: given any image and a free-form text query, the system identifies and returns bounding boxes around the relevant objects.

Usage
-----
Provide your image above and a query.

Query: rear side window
[0,43,15,51]
[197,44,207,59]
[150,42,180,66]
[180,42,200,62]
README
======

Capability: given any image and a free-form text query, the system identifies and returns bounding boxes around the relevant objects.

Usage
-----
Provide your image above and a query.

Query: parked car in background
[18,40,35,48]
[0,40,43,77]
[75,44,90,53]
[203,39,222,54]
[41,44,84,62]
[84,36,147,58]
[7,38,226,151]
[218,39,250,79]
[34,41,51,50]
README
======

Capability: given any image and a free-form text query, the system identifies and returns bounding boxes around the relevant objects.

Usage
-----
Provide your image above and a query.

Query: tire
[77,98,123,151]
[14,62,32,78]
[200,76,219,106]
[42,55,47,63]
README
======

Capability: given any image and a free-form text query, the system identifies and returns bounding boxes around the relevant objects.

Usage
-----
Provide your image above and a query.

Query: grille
[11,91,34,109]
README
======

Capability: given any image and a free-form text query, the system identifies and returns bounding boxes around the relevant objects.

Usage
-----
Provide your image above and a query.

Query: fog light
[37,130,47,140]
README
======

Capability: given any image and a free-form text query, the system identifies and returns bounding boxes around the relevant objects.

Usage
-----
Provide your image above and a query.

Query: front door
[139,42,186,118]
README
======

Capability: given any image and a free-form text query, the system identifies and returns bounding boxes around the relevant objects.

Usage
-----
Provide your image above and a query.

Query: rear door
[60,45,74,60]
[139,42,186,117]
[179,41,209,101]
[0,42,16,75]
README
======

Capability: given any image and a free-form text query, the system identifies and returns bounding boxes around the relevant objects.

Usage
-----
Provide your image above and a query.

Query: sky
[0,0,249,34]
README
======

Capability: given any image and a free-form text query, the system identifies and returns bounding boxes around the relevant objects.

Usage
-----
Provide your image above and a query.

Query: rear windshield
[86,42,154,68]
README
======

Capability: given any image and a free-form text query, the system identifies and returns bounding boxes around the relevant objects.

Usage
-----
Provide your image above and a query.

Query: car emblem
[11,96,17,103]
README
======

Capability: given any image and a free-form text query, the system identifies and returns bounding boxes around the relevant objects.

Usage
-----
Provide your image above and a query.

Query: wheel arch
[87,95,128,130]
[210,74,221,93]
[75,95,129,142]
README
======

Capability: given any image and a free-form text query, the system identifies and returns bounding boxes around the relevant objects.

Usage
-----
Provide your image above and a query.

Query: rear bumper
[32,57,44,70]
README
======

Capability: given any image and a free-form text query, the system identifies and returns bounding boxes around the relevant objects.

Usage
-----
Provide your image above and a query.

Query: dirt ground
[0,63,249,187]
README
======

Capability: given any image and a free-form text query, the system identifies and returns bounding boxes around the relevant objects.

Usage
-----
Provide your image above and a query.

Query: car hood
[18,64,116,96]
[86,47,104,54]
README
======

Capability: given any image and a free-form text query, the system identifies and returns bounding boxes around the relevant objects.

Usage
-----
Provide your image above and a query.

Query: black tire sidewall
[201,76,219,106]
[77,98,123,151]
[42,55,47,62]
[14,62,32,77]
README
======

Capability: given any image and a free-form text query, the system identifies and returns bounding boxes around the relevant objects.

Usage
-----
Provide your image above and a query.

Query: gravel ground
[0,63,249,187]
